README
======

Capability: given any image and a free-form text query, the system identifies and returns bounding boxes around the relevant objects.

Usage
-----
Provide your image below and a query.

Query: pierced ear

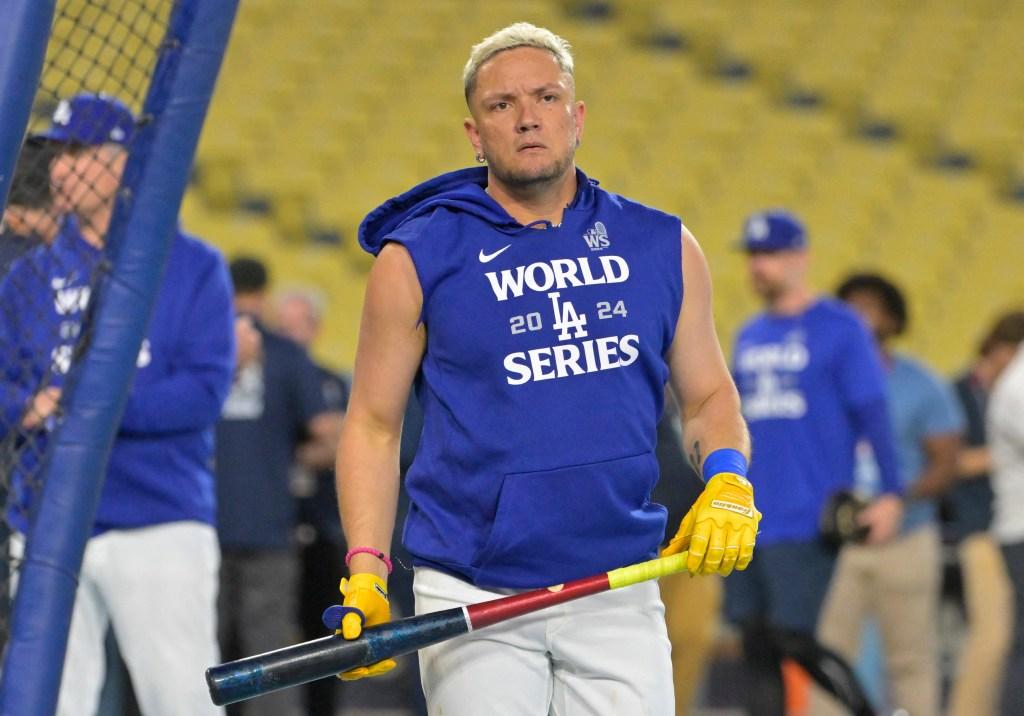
[463,117,483,162]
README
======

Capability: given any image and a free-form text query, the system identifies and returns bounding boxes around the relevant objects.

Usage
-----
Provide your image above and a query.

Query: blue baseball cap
[34,94,135,147]
[738,210,808,252]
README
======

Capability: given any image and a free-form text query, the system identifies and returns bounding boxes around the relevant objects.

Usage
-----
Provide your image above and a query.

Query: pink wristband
[345,546,393,574]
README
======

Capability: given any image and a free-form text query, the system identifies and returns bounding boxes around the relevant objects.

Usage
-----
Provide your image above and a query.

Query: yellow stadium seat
[176,0,1024,372]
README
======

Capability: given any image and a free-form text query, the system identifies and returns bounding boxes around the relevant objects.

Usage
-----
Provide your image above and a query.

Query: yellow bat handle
[607,551,689,590]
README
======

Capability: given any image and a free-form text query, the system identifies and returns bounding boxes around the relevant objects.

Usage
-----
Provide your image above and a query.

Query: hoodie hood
[358,166,598,255]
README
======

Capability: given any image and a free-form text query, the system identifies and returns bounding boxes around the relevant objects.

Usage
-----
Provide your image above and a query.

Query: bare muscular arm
[336,243,426,579]
[666,227,750,475]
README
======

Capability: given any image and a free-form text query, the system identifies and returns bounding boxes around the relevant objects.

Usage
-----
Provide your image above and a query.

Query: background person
[816,272,963,716]
[215,257,339,716]
[987,335,1024,715]
[273,287,352,716]
[728,211,903,716]
[945,310,1024,716]
[1,93,234,716]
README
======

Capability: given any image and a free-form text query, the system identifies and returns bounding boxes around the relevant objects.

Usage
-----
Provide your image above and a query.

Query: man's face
[234,291,266,323]
[843,289,899,344]
[50,144,125,222]
[464,46,585,190]
[746,249,806,303]
[276,296,319,348]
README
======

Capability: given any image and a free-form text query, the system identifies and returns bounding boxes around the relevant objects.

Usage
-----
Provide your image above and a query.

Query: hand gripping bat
[206,550,690,706]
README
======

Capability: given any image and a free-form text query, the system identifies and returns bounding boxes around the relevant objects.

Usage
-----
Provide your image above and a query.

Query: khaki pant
[661,572,723,716]
[947,533,1013,716]
[816,526,941,716]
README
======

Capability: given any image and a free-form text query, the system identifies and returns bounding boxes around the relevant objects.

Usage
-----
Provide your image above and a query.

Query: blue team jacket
[359,167,683,588]
[0,218,235,534]
[732,299,902,545]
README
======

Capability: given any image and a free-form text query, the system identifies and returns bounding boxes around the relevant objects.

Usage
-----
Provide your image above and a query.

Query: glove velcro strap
[322,604,365,630]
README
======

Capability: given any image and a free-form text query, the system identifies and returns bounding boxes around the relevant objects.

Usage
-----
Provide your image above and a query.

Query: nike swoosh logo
[478,244,512,263]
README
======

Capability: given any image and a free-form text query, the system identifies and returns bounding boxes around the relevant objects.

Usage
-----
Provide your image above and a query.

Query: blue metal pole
[0,1,239,713]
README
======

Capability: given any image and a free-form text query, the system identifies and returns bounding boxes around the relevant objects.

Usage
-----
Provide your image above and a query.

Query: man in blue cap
[0,94,234,715]
[725,210,905,716]
[36,94,135,245]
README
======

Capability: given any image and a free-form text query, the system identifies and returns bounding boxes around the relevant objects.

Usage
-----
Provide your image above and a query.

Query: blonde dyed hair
[462,22,574,102]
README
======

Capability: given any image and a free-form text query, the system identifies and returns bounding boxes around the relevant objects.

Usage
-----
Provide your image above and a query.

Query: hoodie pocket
[472,452,667,588]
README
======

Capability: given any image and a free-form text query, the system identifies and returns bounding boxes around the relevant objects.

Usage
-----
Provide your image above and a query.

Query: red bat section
[466,573,611,630]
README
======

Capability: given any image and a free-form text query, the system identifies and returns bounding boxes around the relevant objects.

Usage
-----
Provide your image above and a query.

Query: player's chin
[498,158,569,187]
[751,278,780,300]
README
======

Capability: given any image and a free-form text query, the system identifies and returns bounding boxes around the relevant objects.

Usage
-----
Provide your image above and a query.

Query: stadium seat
[173,0,1024,372]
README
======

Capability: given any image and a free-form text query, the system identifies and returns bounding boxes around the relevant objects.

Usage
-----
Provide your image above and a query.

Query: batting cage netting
[1,0,173,632]
[0,1,236,712]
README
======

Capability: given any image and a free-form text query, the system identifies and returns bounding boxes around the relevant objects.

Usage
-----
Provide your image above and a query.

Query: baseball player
[729,212,904,715]
[332,23,759,714]
[0,94,234,715]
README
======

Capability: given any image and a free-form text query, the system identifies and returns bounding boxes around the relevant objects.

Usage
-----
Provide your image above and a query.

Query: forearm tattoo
[689,440,702,473]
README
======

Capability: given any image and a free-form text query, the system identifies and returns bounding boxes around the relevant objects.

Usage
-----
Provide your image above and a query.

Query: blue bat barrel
[206,608,469,705]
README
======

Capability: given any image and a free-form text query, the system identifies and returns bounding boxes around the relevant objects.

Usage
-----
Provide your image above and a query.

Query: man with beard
[329,22,760,715]
[728,211,904,715]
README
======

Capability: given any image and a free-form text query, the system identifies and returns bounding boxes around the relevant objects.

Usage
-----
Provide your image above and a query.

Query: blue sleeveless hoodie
[360,167,683,588]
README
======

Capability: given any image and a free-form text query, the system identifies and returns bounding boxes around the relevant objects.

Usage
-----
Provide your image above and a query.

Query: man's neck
[37,214,60,246]
[972,359,997,390]
[767,286,815,316]
[879,342,894,366]
[486,168,577,227]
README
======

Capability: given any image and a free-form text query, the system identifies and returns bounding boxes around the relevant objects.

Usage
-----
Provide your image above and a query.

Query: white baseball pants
[413,566,674,716]
[14,522,224,716]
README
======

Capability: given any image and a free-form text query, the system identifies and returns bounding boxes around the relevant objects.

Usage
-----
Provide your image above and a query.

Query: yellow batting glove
[662,470,760,577]
[333,573,396,681]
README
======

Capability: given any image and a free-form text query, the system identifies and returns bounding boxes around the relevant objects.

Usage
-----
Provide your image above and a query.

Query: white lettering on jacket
[485,256,630,302]
[504,334,640,385]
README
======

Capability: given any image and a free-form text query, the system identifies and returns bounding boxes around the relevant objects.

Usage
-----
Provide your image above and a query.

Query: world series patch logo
[582,221,610,251]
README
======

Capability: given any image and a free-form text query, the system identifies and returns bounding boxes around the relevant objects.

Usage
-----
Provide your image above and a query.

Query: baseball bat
[206,550,690,706]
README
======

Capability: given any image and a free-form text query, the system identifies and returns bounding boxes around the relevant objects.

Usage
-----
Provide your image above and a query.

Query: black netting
[0,0,175,645]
